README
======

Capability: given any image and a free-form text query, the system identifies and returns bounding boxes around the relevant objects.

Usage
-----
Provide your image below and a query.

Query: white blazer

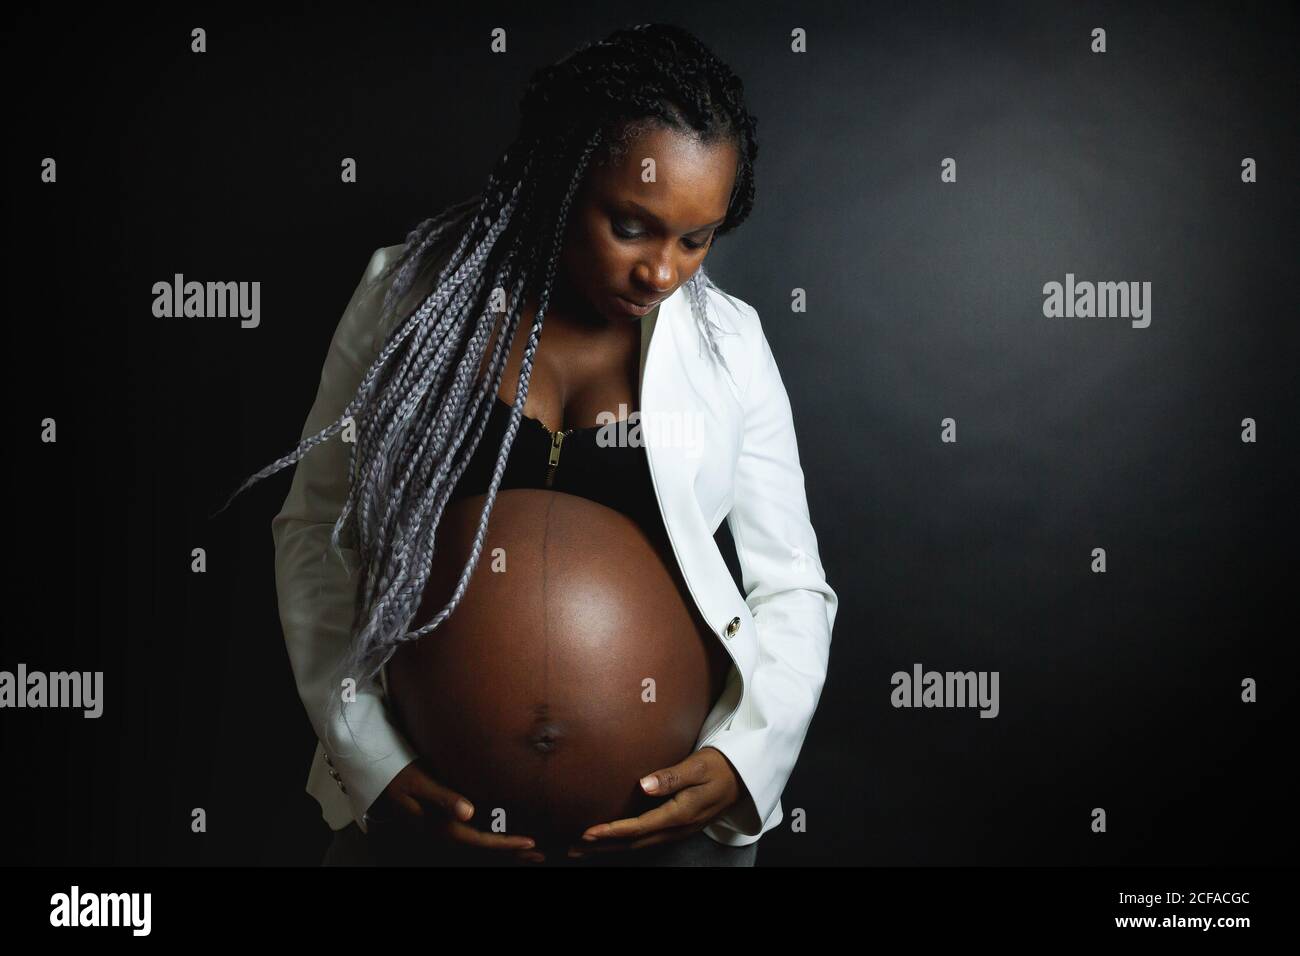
[272,244,838,848]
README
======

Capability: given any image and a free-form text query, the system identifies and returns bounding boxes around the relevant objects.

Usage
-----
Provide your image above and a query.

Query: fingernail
[640,774,658,793]
[522,839,535,849]
[456,800,473,819]
[581,833,598,842]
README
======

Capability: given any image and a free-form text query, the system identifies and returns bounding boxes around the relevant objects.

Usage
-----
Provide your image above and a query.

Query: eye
[612,216,712,251]
[612,218,643,240]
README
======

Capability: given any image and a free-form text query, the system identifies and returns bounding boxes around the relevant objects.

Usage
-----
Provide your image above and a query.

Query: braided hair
[218,23,760,747]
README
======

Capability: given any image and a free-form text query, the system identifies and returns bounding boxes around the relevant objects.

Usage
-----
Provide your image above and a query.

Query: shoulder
[330,244,415,364]
[701,281,766,397]
[361,244,408,288]
[367,232,461,306]
[701,282,758,333]
[356,242,441,340]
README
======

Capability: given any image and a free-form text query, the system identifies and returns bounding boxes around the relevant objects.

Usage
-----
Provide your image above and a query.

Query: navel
[526,719,563,754]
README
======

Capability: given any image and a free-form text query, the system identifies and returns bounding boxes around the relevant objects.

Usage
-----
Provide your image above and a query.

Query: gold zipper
[545,430,566,487]
[534,411,575,487]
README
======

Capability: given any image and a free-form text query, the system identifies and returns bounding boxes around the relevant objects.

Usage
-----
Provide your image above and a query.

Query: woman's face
[554,124,739,323]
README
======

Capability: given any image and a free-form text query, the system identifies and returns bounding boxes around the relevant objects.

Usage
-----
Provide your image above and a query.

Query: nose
[633,252,677,297]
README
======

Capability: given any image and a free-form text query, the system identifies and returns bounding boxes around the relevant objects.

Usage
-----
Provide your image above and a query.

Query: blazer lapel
[637,299,660,396]
[636,288,754,672]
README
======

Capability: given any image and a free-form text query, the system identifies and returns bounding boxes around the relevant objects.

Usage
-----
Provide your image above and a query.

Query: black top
[447,395,665,538]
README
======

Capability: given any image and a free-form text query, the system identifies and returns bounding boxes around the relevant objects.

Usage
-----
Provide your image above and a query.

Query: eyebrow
[621,200,725,235]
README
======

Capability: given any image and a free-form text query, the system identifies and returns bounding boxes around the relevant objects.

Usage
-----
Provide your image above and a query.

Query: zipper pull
[545,431,565,487]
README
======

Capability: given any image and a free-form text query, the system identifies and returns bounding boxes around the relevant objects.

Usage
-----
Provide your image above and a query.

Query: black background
[3,0,1296,867]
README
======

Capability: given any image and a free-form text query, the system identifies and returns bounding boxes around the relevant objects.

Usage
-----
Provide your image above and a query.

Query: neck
[524,274,613,335]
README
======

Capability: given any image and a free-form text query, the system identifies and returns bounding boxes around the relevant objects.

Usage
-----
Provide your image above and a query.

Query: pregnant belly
[386,489,732,849]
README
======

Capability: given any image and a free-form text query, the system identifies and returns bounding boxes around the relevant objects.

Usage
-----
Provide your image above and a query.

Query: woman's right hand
[369,758,545,863]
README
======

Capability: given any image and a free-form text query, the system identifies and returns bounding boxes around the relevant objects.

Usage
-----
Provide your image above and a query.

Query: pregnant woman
[227,23,838,866]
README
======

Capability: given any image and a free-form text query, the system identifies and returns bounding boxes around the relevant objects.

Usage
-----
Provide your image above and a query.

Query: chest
[491,312,643,432]
[476,297,747,533]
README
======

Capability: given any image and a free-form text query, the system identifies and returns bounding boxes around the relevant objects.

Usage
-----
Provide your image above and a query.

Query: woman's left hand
[567,746,744,857]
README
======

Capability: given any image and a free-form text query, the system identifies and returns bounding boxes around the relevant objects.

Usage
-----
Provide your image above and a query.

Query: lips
[621,295,663,309]
[613,293,667,318]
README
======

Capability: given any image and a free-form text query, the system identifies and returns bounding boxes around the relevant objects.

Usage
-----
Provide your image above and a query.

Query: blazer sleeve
[271,245,419,828]
[702,309,839,836]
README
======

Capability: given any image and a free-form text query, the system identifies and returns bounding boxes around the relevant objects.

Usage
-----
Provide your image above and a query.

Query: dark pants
[321,821,758,867]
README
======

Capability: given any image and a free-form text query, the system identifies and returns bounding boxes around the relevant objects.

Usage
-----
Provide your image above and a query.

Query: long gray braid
[216,23,762,749]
